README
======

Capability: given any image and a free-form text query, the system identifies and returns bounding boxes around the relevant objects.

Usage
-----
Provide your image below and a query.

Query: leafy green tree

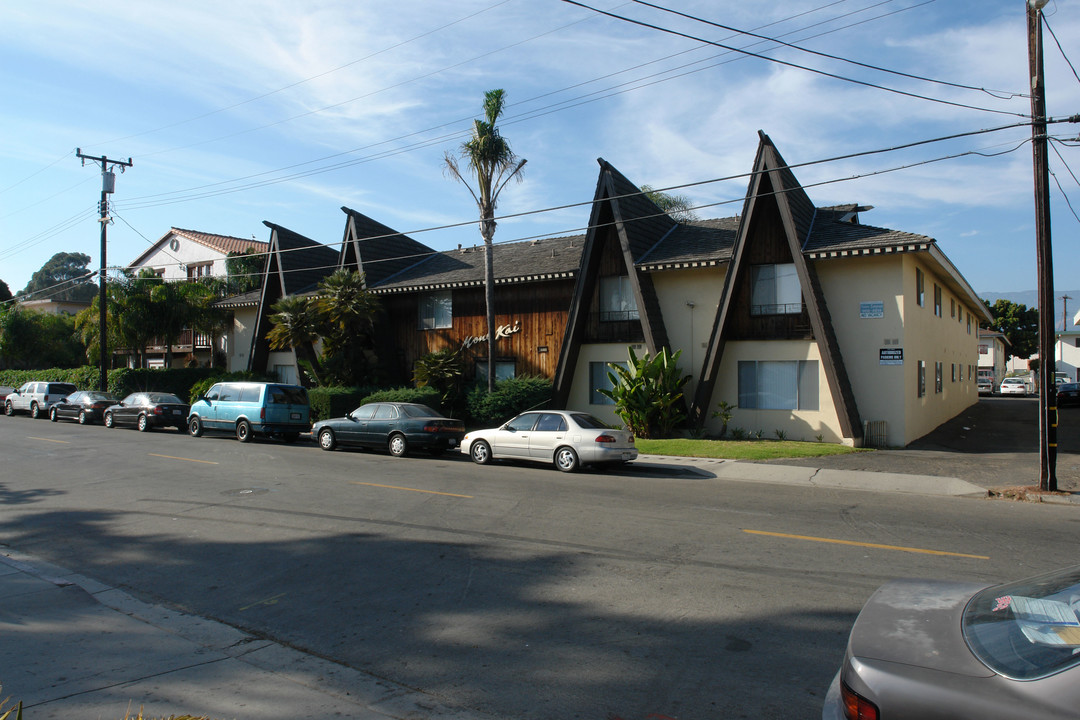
[0,305,84,369]
[0,279,12,303]
[444,88,527,392]
[314,269,381,385]
[266,295,324,387]
[224,248,265,294]
[19,252,98,302]
[413,347,466,411]
[984,298,1038,361]
[640,184,699,223]
[599,346,691,439]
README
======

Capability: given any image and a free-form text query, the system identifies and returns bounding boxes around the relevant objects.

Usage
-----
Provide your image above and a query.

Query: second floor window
[751,263,801,315]
[916,267,925,307]
[599,276,639,321]
[419,290,452,329]
[186,262,212,280]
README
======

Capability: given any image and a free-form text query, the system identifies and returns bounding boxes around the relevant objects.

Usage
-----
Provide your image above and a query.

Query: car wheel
[30,402,41,419]
[388,433,408,457]
[188,416,204,437]
[78,410,88,425]
[236,419,252,443]
[554,446,580,473]
[50,407,58,422]
[4,401,13,416]
[470,440,492,465]
[318,428,337,451]
[137,414,149,432]
[104,412,114,428]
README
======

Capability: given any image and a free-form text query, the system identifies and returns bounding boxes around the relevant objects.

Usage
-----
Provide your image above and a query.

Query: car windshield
[148,394,183,404]
[962,565,1080,680]
[569,413,614,430]
[400,404,441,418]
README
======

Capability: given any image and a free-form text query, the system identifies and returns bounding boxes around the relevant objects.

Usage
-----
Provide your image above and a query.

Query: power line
[1042,14,1080,88]
[561,0,1029,117]
[630,0,1024,100]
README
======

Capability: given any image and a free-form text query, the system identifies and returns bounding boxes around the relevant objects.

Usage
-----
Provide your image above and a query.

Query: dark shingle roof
[370,235,584,293]
[804,208,934,256]
[597,159,679,260]
[636,217,739,269]
[263,221,339,295]
[340,207,438,286]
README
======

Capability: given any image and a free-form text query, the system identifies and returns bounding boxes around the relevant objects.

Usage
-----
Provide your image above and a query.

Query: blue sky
[1,0,1077,301]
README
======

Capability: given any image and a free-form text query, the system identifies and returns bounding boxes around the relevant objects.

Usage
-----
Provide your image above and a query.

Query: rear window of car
[569,413,614,429]
[148,394,183,404]
[48,383,77,395]
[269,386,307,405]
[401,404,440,418]
[85,392,114,402]
[963,565,1080,680]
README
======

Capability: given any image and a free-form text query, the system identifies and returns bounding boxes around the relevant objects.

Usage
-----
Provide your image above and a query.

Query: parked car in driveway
[0,386,12,404]
[188,381,309,442]
[4,381,78,419]
[823,564,1080,720]
[461,410,638,472]
[49,391,119,424]
[312,402,464,456]
[104,392,190,431]
[977,378,994,395]
[1058,382,1079,408]
[999,377,1029,396]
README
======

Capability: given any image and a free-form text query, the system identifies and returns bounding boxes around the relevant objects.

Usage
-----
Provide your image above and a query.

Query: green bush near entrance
[466,376,553,427]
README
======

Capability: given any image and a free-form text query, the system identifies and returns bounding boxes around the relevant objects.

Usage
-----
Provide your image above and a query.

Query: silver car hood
[848,579,993,677]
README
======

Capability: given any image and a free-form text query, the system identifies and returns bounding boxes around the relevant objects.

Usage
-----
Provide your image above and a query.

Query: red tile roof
[170,228,268,255]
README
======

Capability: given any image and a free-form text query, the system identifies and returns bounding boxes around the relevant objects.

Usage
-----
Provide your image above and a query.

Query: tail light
[841,681,879,720]
[260,407,266,420]
[595,434,617,443]
[153,406,164,415]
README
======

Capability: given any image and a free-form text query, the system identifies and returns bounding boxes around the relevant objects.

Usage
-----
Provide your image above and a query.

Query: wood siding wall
[376,280,575,384]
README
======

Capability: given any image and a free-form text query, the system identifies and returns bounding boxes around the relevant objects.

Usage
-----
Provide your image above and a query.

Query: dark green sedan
[311,402,465,457]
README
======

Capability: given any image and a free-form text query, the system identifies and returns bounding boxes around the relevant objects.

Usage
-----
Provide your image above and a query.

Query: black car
[104,392,191,431]
[311,402,465,457]
[1058,382,1079,408]
[49,391,120,425]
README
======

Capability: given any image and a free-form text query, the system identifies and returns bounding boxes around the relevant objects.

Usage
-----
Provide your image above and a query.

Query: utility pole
[1062,294,1072,331]
[77,149,132,393]
[1026,0,1057,492]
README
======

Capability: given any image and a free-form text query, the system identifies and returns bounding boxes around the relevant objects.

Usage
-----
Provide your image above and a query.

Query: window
[590,361,627,404]
[373,404,397,419]
[599,276,639,321]
[951,363,956,382]
[419,290,452,329]
[750,264,802,315]
[950,298,955,318]
[186,262,212,280]
[918,361,926,397]
[535,413,568,432]
[737,360,818,410]
[934,285,942,317]
[476,359,516,382]
[967,312,972,334]
[916,268,925,307]
[935,362,943,393]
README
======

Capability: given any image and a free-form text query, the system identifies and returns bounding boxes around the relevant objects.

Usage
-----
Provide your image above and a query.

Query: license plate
[449,439,458,447]
[291,412,301,420]
[622,451,632,460]
[172,409,181,415]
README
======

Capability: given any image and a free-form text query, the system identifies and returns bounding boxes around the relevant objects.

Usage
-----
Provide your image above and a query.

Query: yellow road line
[743,529,989,560]
[148,453,219,465]
[239,592,287,611]
[28,437,69,444]
[350,481,472,498]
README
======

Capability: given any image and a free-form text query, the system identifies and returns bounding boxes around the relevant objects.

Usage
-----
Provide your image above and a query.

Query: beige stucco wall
[708,339,846,443]
[650,267,727,402]
[226,307,258,372]
[130,237,228,281]
[898,254,980,445]
[566,342,646,428]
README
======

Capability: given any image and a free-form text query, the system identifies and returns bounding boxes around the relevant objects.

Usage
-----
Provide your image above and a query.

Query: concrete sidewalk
[0,549,491,720]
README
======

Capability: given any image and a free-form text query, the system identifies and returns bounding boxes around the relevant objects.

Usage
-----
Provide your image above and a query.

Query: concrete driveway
[762,397,1080,493]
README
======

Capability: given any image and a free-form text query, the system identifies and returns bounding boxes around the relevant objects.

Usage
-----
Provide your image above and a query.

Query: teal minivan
[187,382,309,442]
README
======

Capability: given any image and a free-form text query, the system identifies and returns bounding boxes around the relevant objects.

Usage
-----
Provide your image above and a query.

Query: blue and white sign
[860,301,885,319]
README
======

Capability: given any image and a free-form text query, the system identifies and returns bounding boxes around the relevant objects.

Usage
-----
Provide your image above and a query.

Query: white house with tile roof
[127,228,268,281]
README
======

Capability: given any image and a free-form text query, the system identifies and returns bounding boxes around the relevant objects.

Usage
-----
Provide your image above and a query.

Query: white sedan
[999,377,1029,396]
[461,410,637,472]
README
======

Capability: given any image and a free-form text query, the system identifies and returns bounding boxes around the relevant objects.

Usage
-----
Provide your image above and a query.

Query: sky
[1,0,1078,305]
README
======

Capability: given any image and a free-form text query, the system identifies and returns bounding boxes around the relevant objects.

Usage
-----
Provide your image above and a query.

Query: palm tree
[266,295,324,387]
[444,88,526,391]
[314,269,381,385]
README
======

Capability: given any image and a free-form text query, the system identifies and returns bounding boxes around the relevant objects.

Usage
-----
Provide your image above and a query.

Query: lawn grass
[635,437,869,460]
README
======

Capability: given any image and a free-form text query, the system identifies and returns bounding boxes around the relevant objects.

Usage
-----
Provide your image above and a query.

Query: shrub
[361,386,443,409]
[598,347,691,439]
[308,385,376,422]
[466,376,553,426]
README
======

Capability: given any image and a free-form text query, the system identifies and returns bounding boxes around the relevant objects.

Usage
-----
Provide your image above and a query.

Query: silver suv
[4,381,78,419]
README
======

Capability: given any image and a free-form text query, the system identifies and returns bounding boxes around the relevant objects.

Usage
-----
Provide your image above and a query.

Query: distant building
[15,298,90,316]
[978,329,1010,387]
[127,227,268,281]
